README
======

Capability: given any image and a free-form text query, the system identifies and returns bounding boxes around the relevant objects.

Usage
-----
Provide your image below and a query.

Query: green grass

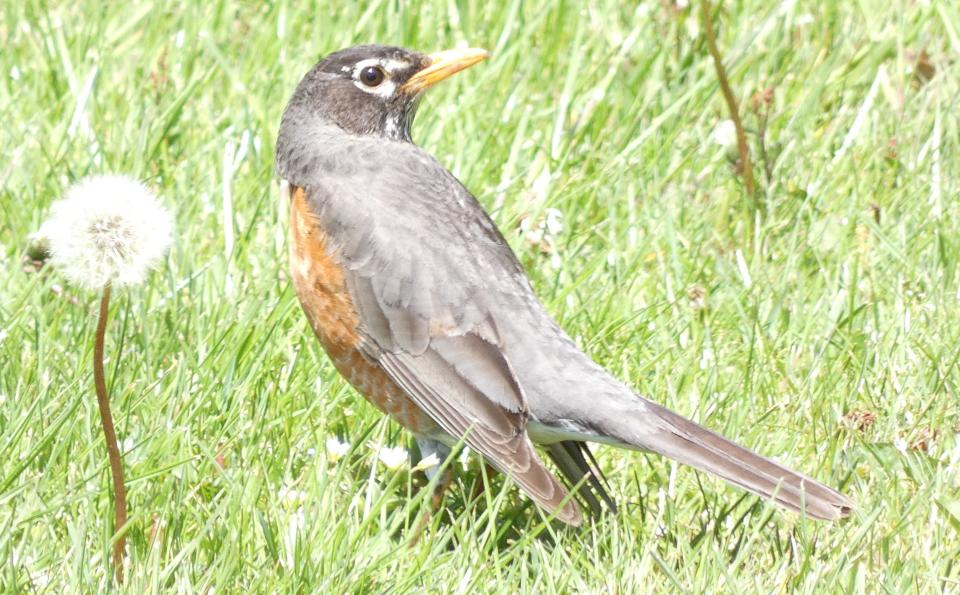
[2,0,959,591]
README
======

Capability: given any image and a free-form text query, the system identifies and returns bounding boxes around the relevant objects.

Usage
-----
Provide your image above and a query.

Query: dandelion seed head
[41,175,173,289]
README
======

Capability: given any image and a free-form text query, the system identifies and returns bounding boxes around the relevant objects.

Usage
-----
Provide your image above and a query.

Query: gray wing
[282,132,580,524]
[376,334,580,525]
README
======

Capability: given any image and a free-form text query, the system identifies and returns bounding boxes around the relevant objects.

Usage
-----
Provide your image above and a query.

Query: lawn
[2,0,959,592]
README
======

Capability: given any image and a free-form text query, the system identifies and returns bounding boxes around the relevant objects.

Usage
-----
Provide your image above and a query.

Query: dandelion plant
[40,175,172,583]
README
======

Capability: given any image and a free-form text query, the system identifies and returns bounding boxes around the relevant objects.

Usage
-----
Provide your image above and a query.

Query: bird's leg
[428,466,454,510]
[410,438,452,544]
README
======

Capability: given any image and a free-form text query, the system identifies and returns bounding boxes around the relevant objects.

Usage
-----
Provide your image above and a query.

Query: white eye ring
[352,59,399,97]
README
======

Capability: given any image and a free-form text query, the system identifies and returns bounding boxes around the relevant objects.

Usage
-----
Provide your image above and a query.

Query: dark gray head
[278,45,488,143]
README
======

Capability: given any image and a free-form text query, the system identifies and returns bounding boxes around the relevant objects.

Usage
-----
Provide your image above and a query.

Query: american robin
[275,45,854,526]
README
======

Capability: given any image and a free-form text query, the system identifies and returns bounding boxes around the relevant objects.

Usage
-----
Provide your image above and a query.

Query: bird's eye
[359,66,385,87]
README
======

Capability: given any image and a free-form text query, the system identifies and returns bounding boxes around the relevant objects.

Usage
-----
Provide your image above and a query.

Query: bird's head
[281,44,488,142]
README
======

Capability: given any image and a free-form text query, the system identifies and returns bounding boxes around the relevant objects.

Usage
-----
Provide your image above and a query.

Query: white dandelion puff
[40,174,173,581]
[377,445,409,470]
[325,436,351,462]
[42,175,173,289]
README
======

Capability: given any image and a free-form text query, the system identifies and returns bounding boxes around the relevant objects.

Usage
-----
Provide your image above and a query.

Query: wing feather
[376,343,580,525]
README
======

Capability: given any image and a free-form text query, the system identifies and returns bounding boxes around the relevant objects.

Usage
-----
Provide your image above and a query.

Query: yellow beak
[401,47,489,95]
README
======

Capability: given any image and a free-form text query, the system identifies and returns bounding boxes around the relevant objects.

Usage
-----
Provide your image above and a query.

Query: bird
[275,44,855,526]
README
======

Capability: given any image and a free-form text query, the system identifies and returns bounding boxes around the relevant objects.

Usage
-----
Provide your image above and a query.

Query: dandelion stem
[701,0,755,199]
[93,282,127,583]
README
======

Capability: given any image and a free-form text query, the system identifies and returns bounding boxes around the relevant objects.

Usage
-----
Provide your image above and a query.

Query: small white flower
[543,208,563,235]
[412,452,441,472]
[458,446,474,470]
[893,436,908,454]
[711,119,738,154]
[278,486,308,505]
[377,445,408,470]
[41,175,173,289]
[521,208,564,256]
[325,436,350,462]
[698,347,715,370]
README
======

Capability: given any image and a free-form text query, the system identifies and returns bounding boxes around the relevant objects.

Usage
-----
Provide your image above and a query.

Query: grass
[2,0,959,591]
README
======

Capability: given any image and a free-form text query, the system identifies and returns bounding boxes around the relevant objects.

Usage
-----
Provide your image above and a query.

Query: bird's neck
[381,111,412,142]
[379,99,420,142]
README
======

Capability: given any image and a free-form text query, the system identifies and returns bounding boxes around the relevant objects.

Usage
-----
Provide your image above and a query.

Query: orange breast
[288,185,437,435]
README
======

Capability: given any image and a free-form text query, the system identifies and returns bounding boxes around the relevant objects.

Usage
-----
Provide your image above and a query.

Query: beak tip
[426,47,489,65]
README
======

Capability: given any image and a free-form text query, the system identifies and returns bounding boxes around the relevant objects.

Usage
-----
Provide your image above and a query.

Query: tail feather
[546,441,618,516]
[620,399,854,521]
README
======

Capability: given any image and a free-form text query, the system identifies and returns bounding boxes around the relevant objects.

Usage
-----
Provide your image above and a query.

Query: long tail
[608,397,854,520]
